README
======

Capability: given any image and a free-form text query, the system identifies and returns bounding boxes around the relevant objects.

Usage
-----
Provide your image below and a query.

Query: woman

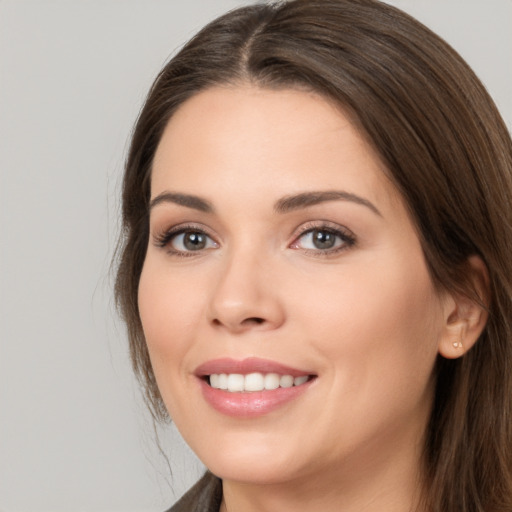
[115,0,512,510]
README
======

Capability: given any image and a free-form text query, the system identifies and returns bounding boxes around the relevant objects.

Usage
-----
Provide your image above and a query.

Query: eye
[290,224,356,254]
[301,230,339,250]
[154,225,218,255]
[172,231,217,251]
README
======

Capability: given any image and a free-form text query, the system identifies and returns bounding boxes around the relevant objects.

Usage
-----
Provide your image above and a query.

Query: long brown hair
[115,0,512,509]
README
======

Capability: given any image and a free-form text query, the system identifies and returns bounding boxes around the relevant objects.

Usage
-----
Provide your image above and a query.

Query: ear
[438,256,490,359]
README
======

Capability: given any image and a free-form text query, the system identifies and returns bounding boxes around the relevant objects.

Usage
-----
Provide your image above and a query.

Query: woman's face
[139,86,448,487]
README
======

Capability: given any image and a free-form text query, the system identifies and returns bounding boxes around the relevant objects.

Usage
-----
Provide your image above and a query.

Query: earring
[452,341,463,349]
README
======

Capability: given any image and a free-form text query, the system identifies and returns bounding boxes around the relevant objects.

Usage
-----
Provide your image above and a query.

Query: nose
[207,249,285,334]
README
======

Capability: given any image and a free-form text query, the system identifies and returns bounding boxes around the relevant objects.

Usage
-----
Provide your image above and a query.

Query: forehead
[151,85,401,212]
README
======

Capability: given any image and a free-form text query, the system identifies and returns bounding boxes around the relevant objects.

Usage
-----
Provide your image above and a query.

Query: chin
[189,428,308,485]
[207,455,302,485]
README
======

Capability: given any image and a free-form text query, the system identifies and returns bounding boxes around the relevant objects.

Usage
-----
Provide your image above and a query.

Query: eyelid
[151,220,355,257]
[152,222,219,251]
[289,220,356,254]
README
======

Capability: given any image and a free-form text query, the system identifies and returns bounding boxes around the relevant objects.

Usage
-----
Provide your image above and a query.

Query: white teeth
[294,375,309,386]
[280,375,294,388]
[208,372,311,392]
[245,372,265,391]
[210,374,220,388]
[218,373,228,390]
[264,373,280,390]
[227,374,245,392]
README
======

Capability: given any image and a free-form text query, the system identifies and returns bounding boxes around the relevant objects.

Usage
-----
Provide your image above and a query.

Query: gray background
[0,1,510,511]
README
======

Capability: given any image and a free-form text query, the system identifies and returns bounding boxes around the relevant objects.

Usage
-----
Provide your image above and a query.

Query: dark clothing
[167,472,222,512]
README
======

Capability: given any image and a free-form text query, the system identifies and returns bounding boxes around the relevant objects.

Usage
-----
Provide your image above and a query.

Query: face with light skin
[138,86,485,511]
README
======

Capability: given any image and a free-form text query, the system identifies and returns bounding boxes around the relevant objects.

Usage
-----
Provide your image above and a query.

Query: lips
[195,357,316,417]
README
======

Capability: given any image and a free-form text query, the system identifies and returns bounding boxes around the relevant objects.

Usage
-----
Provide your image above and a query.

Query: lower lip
[199,378,314,418]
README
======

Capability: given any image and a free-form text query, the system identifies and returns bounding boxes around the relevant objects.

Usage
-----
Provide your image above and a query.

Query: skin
[138,86,484,512]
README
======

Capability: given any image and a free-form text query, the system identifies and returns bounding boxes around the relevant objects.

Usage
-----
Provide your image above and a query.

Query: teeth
[280,375,294,388]
[245,372,264,391]
[218,373,228,390]
[264,373,280,390]
[208,372,311,392]
[227,374,245,392]
[294,375,309,386]
[210,374,220,388]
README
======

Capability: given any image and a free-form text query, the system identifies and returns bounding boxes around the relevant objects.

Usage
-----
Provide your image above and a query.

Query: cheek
[138,259,199,375]
[137,258,212,426]
[289,258,443,454]
[289,253,443,391]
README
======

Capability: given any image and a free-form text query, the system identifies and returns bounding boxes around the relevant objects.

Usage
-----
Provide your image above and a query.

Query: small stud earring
[452,341,463,349]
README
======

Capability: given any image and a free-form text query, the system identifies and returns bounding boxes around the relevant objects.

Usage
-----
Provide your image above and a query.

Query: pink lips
[195,357,315,418]
[195,357,312,377]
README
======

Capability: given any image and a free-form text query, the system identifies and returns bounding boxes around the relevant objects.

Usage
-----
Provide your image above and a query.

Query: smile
[209,372,310,392]
[195,358,316,417]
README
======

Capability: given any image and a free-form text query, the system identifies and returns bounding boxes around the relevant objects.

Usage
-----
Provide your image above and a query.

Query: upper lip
[195,357,314,378]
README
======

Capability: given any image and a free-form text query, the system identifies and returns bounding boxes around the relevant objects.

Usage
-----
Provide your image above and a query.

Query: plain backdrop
[0,1,510,511]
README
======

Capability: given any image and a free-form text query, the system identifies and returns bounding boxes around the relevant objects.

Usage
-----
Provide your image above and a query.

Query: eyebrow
[149,189,381,217]
[149,192,214,213]
[274,191,382,216]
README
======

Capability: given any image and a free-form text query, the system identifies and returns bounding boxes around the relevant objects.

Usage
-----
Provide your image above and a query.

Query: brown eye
[181,232,208,250]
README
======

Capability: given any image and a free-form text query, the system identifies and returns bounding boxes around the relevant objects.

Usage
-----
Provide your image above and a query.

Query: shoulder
[166,472,222,512]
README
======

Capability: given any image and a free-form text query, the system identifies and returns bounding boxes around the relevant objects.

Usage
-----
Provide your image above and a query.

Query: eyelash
[153,223,218,257]
[290,222,356,257]
[152,222,356,257]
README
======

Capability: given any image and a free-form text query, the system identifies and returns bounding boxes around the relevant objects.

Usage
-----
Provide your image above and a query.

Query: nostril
[211,317,264,327]
[242,317,265,325]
